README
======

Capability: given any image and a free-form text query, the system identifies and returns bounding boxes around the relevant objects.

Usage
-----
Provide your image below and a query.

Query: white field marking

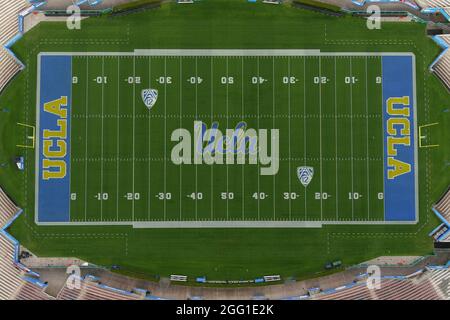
[84,57,89,221]
[210,57,214,220]
[179,57,182,220]
[226,56,229,220]
[100,56,105,221]
[303,57,307,220]
[380,57,386,221]
[164,56,167,220]
[132,56,136,222]
[334,56,339,220]
[257,56,260,219]
[148,56,152,220]
[365,56,370,220]
[116,58,120,221]
[196,56,199,220]
[288,56,292,219]
[241,57,245,220]
[272,57,276,220]
[350,57,354,219]
[319,56,323,221]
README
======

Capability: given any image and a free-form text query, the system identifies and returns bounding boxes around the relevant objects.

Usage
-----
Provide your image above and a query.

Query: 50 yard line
[148,56,152,221]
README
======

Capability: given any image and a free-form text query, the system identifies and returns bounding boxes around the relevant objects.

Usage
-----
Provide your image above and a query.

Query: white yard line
[319,57,323,220]
[210,58,214,220]
[365,57,370,220]
[100,56,105,221]
[272,57,276,220]
[334,57,339,220]
[241,57,245,220]
[303,58,307,220]
[132,56,136,221]
[116,58,120,221]
[148,56,152,220]
[350,57,354,219]
[84,57,89,221]
[288,57,292,219]
[179,57,182,220]
[164,57,167,220]
[226,56,229,220]
[195,57,199,220]
[257,56,260,219]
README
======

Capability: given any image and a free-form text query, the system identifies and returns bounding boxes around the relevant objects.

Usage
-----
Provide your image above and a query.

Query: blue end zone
[382,55,416,222]
[37,55,72,223]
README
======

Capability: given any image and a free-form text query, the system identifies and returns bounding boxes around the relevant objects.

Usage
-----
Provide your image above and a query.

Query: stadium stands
[433,187,450,237]
[0,0,29,92]
[57,278,141,300]
[430,35,450,91]
[417,0,450,19]
[313,267,450,300]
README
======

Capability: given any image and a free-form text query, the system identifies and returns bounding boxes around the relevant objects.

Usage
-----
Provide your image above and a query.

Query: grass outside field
[0,0,449,282]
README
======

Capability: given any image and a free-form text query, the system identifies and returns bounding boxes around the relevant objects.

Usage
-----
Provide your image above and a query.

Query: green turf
[1,0,449,282]
[65,53,385,223]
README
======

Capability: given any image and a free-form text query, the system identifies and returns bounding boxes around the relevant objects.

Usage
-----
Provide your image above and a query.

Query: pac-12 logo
[385,96,412,180]
[41,96,68,180]
[297,166,314,187]
[141,88,158,110]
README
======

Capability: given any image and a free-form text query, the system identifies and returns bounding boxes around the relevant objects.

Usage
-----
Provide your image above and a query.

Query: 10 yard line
[365,57,370,220]
[84,57,89,221]
[350,57,354,219]
[100,57,105,221]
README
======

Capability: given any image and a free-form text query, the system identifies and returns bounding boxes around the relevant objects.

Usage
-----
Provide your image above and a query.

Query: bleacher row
[417,0,450,19]
[57,280,141,300]
[311,267,450,300]
[0,0,29,92]
[0,187,52,300]
[434,187,450,225]
[430,34,450,91]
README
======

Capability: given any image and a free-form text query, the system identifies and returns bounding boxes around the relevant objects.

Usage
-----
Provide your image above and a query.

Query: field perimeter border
[34,49,418,228]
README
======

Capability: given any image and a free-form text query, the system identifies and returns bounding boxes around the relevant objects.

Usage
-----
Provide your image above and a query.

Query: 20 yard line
[288,57,292,219]
[132,56,136,222]
[319,56,323,221]
[334,57,339,220]
[116,58,120,221]
[84,57,89,221]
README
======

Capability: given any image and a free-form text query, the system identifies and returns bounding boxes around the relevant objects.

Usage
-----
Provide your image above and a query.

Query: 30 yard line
[148,56,152,220]
[163,57,167,220]
[84,57,89,221]
[210,58,214,220]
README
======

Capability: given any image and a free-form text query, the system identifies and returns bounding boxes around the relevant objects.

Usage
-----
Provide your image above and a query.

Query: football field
[35,50,418,227]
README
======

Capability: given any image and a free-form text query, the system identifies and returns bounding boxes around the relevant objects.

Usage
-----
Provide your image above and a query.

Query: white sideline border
[34,50,418,228]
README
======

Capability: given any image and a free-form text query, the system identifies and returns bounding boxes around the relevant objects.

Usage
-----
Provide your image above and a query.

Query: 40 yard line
[84,57,89,221]
[100,56,105,221]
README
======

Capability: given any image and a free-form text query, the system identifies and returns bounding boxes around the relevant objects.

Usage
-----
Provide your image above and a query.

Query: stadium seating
[430,35,450,91]
[0,0,29,92]
[434,186,450,225]
[0,187,20,228]
[314,268,449,300]
[417,0,450,19]
[57,278,141,300]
